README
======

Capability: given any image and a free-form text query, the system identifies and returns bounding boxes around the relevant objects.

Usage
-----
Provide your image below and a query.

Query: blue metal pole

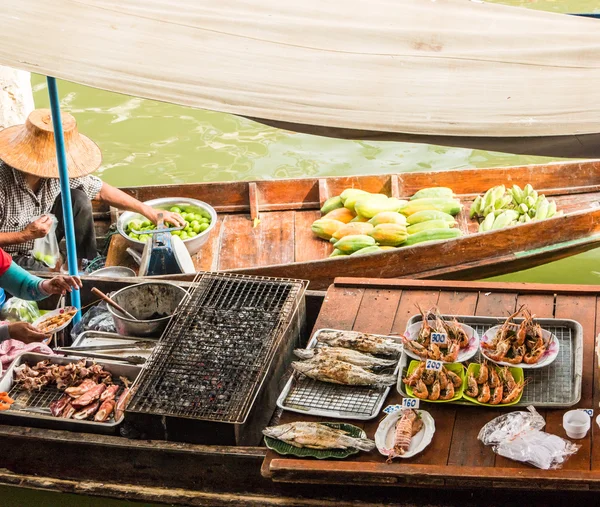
[46,77,81,323]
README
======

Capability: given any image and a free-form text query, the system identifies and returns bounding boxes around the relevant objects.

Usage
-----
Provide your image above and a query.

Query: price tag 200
[426,359,443,371]
[431,332,447,345]
[402,398,420,409]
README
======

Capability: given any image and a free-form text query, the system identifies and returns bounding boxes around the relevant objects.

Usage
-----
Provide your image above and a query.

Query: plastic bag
[31,214,60,269]
[478,406,580,469]
[0,297,41,324]
[70,301,116,339]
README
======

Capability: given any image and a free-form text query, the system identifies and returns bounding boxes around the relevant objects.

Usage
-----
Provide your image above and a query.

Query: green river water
[5,2,600,506]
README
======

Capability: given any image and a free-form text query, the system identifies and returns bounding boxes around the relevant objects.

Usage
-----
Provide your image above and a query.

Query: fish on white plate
[263,421,375,451]
[292,358,397,388]
[316,330,402,356]
[294,347,397,370]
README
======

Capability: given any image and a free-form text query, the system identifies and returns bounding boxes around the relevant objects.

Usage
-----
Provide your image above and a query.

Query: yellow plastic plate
[404,360,464,403]
[462,363,524,407]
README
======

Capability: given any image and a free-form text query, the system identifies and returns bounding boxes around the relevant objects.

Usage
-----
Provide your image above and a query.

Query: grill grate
[127,272,307,423]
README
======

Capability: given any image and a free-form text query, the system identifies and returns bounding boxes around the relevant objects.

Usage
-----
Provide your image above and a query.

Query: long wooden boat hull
[100,160,600,289]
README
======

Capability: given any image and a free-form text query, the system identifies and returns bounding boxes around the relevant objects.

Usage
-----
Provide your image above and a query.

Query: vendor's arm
[0,216,53,247]
[0,263,81,301]
[0,322,48,344]
[97,182,185,227]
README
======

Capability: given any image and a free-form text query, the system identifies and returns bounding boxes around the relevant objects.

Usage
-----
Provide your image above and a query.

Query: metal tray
[0,353,141,434]
[277,328,401,420]
[397,314,583,408]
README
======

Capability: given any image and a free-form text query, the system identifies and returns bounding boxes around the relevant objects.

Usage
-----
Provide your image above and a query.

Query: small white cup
[563,410,591,439]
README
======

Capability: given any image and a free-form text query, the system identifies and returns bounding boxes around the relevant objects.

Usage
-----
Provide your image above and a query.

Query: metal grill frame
[398,314,583,408]
[127,272,308,424]
[277,328,402,420]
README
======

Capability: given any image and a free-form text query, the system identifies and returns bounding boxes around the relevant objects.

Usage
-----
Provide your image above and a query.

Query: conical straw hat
[0,109,101,178]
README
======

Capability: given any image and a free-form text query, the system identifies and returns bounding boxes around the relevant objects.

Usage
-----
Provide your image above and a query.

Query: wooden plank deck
[263,278,600,489]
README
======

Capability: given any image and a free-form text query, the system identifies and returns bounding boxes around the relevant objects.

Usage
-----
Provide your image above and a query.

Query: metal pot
[107,282,187,337]
[89,266,136,278]
[116,197,217,255]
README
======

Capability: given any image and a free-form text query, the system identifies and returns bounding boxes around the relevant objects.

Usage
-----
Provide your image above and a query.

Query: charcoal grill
[126,272,307,445]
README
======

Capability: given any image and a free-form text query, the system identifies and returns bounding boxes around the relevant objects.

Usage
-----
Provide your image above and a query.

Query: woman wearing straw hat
[0,109,185,271]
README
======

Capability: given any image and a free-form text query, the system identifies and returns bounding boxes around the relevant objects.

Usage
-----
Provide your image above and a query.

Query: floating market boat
[99,159,600,289]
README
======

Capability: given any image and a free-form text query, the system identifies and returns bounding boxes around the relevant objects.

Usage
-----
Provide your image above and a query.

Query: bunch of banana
[470,183,562,233]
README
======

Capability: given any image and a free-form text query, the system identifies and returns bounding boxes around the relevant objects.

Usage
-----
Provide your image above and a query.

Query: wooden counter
[263,278,600,489]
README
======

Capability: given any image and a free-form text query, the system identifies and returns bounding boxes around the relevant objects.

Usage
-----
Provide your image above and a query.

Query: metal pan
[0,353,141,434]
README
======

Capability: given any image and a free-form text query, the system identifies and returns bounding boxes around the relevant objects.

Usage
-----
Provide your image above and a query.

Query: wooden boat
[99,160,600,289]
[3,276,600,504]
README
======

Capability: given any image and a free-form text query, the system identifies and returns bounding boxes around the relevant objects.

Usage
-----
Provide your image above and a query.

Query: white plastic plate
[403,320,479,363]
[480,325,560,369]
[375,409,435,459]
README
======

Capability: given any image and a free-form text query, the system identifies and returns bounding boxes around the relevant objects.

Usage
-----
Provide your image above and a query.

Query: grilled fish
[316,330,402,357]
[263,422,375,451]
[292,358,397,387]
[294,347,397,370]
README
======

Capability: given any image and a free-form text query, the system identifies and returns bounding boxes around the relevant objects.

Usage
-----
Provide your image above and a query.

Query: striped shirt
[0,161,103,255]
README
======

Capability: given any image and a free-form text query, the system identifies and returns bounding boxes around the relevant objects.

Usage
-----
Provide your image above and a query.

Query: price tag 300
[402,398,420,409]
[431,332,447,345]
[426,359,443,371]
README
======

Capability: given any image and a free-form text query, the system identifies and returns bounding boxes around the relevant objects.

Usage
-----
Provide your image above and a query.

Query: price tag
[383,404,402,414]
[401,398,420,409]
[431,332,447,345]
[426,359,443,371]
[582,409,594,418]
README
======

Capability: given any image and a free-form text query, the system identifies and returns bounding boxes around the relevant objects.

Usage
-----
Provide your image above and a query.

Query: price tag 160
[431,332,447,345]
[426,359,443,371]
[402,398,420,409]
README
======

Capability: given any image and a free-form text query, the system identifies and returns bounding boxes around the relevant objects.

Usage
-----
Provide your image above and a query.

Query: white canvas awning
[1,0,600,155]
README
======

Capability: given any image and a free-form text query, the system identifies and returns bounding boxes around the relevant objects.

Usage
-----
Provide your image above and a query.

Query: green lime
[141,220,152,228]
[188,231,198,238]
[129,233,139,240]
[169,206,182,213]
[171,230,181,236]
[200,217,210,224]
[180,232,189,240]
[192,223,202,233]
[199,223,209,232]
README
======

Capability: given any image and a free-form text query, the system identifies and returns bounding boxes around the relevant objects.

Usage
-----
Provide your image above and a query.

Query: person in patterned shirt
[0,109,184,271]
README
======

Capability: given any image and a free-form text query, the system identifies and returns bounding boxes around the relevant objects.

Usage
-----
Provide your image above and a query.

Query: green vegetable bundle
[470,184,562,233]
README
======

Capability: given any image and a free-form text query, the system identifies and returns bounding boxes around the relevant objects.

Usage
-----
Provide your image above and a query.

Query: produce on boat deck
[311,187,463,256]
[263,421,375,451]
[482,306,550,365]
[294,346,397,370]
[470,184,562,232]
[292,358,397,387]
[386,409,424,462]
[315,330,402,356]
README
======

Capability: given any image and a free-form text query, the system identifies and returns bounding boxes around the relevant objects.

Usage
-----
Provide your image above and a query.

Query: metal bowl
[116,197,217,255]
[107,282,188,337]
[89,266,136,278]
